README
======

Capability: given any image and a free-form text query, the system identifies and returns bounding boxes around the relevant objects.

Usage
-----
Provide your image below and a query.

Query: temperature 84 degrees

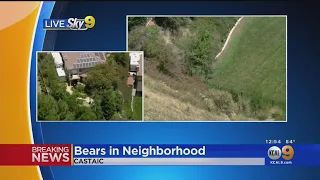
[286,140,296,144]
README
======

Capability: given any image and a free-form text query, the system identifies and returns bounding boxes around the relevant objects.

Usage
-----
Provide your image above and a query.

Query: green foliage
[128,26,146,51]
[154,17,190,31]
[85,62,119,94]
[100,89,123,120]
[77,107,97,120]
[147,26,159,35]
[75,84,85,93]
[109,53,129,67]
[142,34,175,75]
[133,97,143,120]
[184,29,214,80]
[91,97,104,120]
[57,99,69,120]
[38,94,59,120]
[128,17,148,31]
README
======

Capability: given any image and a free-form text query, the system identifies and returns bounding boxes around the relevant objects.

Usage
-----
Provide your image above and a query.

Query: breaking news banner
[0,144,319,166]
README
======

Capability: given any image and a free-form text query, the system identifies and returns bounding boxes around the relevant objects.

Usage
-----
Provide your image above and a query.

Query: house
[51,52,63,68]
[128,52,143,96]
[51,52,65,80]
[56,67,66,81]
[60,52,106,83]
[129,52,140,72]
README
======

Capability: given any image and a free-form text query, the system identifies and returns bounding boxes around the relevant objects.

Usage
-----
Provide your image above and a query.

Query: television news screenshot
[0,1,319,180]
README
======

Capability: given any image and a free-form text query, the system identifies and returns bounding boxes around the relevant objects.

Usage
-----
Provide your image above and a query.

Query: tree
[110,53,129,67]
[38,94,60,120]
[100,89,123,120]
[77,107,97,120]
[184,29,214,80]
[85,62,119,94]
[154,17,190,31]
[91,97,104,120]
[37,53,47,62]
[57,99,69,120]
[128,17,148,31]
[142,34,175,75]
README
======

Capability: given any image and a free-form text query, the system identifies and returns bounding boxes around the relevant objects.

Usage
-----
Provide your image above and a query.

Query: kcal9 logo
[268,145,294,160]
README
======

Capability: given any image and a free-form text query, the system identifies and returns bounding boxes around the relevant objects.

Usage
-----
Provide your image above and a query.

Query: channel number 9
[85,16,95,29]
[282,145,294,160]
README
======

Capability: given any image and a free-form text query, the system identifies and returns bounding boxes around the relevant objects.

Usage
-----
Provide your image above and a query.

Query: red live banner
[0,144,72,166]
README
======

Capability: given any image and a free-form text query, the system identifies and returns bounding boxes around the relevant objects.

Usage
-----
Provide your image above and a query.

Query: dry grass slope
[144,76,230,121]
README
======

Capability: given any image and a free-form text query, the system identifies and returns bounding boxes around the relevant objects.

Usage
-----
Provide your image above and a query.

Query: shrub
[128,17,148,31]
[208,90,237,116]
[75,84,85,93]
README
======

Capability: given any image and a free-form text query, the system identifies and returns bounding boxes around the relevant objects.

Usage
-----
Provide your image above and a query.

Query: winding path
[215,17,245,60]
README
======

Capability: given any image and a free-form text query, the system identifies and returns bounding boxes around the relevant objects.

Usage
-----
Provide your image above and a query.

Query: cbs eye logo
[268,145,294,160]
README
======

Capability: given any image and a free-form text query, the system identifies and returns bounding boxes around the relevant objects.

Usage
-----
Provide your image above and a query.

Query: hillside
[144,76,230,121]
[128,16,286,121]
[210,17,286,109]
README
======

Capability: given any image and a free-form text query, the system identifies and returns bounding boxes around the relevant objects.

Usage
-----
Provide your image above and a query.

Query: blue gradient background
[30,1,320,180]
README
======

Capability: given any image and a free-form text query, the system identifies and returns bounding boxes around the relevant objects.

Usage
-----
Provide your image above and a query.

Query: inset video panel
[36,51,144,122]
[127,16,287,122]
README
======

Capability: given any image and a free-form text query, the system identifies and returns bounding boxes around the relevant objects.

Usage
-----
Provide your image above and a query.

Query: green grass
[114,57,133,120]
[133,97,143,120]
[117,67,132,104]
[209,17,286,108]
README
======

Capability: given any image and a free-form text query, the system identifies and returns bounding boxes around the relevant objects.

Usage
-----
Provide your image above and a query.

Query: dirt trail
[215,17,246,60]
[146,17,155,27]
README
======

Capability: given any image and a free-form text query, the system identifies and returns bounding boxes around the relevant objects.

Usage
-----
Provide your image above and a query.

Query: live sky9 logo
[43,16,95,31]
[268,145,294,165]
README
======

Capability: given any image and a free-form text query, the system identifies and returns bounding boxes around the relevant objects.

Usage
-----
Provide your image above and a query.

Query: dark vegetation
[37,53,135,121]
[128,16,286,120]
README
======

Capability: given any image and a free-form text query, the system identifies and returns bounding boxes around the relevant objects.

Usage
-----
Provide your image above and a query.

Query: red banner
[0,144,72,166]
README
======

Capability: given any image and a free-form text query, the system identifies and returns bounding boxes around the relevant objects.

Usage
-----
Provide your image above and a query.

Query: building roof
[56,68,66,77]
[71,75,80,80]
[136,81,142,92]
[61,52,106,70]
[129,52,142,66]
[51,52,63,66]
[127,76,135,86]
[129,52,143,76]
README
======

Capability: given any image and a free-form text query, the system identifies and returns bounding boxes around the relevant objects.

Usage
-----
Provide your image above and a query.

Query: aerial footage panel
[127,16,287,122]
[36,51,144,121]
